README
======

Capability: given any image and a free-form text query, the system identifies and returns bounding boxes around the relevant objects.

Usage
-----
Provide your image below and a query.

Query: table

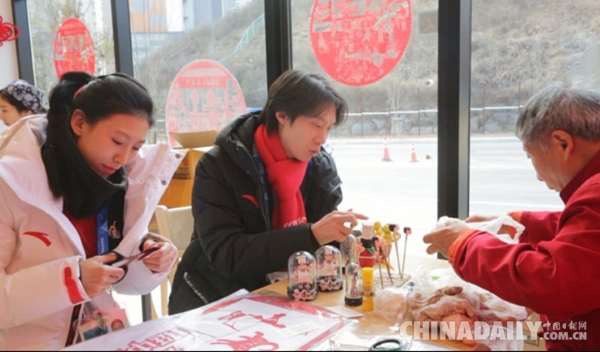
[255,254,478,351]
[68,254,524,351]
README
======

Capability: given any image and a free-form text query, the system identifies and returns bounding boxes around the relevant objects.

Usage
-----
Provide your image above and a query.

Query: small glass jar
[315,245,343,291]
[340,233,358,270]
[287,251,318,301]
[344,261,363,306]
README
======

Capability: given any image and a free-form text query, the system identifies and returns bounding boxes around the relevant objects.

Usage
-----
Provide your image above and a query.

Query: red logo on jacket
[23,231,51,246]
[242,194,259,208]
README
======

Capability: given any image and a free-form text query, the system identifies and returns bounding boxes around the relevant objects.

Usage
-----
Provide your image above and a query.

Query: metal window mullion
[437,0,472,258]
[264,0,292,88]
[111,0,134,76]
[12,0,35,84]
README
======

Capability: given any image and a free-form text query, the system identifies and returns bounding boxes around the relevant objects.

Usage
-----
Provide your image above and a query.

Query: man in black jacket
[169,70,368,314]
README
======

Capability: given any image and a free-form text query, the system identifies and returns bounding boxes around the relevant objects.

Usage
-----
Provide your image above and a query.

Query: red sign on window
[53,17,95,79]
[165,59,247,133]
[310,0,412,86]
[0,16,20,46]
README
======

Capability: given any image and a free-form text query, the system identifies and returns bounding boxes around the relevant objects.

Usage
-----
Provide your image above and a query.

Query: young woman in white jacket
[0,72,180,350]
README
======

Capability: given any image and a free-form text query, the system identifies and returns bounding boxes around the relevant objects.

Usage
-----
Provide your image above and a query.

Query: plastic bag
[373,285,410,324]
[390,268,527,350]
[425,268,528,321]
[435,215,525,243]
[372,264,528,350]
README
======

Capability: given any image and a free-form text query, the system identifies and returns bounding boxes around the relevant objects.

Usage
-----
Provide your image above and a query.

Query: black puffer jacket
[169,112,343,314]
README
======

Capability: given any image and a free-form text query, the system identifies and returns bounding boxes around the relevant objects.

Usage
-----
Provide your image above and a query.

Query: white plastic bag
[435,215,525,243]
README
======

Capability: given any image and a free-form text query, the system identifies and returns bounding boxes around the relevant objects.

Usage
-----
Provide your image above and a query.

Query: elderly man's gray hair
[516,80,600,149]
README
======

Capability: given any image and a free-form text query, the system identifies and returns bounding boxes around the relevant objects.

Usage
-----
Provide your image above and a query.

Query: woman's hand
[140,238,178,273]
[80,254,125,297]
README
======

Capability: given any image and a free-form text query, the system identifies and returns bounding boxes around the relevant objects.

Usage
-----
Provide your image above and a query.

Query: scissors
[368,338,407,351]
[104,244,161,284]
[106,243,161,269]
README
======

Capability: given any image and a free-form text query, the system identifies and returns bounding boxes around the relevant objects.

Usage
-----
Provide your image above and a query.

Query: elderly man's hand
[423,220,469,258]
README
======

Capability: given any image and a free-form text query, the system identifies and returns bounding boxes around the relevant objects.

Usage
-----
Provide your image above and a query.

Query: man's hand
[464,214,498,223]
[423,220,469,258]
[311,210,369,244]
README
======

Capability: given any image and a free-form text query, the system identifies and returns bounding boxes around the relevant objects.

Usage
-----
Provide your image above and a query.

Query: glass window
[130,0,146,12]
[130,0,267,144]
[469,0,600,216]
[149,15,167,28]
[28,0,115,100]
[293,0,438,258]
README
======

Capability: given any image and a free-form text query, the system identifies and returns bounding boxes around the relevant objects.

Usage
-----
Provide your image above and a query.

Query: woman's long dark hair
[42,71,154,198]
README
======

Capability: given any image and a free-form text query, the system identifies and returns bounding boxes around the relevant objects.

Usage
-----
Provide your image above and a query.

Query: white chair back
[154,205,194,254]
[151,205,194,318]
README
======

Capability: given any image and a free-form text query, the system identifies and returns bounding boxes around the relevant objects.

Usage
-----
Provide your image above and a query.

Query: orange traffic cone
[409,144,419,162]
[382,137,392,161]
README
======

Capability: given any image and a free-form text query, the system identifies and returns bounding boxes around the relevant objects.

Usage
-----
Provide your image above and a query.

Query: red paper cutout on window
[53,17,96,79]
[165,59,247,134]
[0,16,20,46]
[309,0,413,86]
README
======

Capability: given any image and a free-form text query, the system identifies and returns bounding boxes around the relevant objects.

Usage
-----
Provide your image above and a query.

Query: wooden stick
[401,228,410,279]
[385,258,394,285]
[393,235,401,277]
[377,255,385,289]
[401,235,407,279]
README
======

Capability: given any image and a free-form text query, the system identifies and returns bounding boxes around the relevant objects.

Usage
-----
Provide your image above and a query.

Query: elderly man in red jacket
[424,80,600,351]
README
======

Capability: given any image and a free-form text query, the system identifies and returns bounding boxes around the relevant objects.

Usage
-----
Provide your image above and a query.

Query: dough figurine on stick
[388,224,402,278]
[374,233,393,287]
[358,222,376,268]
[401,227,412,279]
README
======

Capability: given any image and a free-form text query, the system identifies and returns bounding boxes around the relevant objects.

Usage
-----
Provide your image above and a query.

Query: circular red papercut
[53,17,95,79]
[310,0,412,86]
[165,59,247,134]
[0,16,20,45]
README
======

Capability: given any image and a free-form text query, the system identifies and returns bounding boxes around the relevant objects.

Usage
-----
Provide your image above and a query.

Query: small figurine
[287,251,318,301]
[359,222,376,268]
[340,233,358,269]
[315,245,343,291]
[344,262,363,306]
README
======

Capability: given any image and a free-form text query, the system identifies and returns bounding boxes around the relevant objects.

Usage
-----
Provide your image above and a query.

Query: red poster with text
[310,0,412,86]
[165,60,247,135]
[53,17,95,79]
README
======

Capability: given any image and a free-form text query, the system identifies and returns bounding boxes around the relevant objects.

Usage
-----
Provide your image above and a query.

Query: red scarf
[254,124,308,229]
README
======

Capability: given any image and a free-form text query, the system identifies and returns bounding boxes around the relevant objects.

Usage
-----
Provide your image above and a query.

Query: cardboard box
[159,131,217,208]
[159,179,195,208]
[523,313,546,351]
[172,146,213,180]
